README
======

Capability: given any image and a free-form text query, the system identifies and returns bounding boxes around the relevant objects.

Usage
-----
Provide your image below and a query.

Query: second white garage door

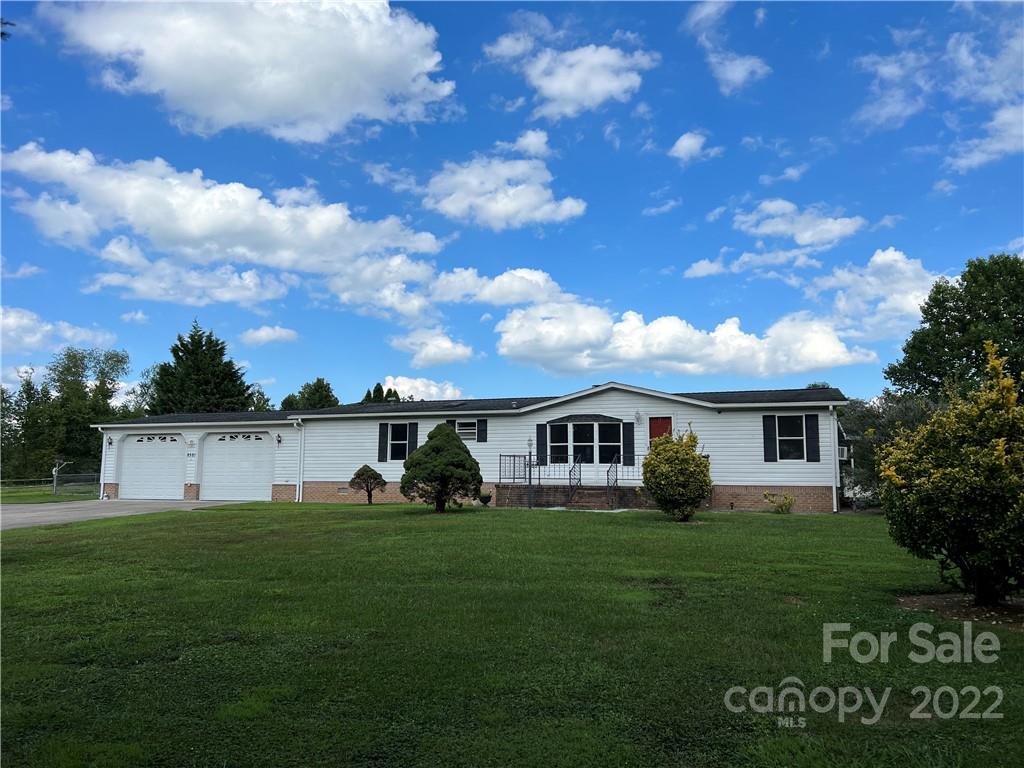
[201,432,273,501]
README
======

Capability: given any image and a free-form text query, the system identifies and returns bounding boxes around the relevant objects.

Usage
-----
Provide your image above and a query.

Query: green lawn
[2,505,1021,767]
[0,485,97,504]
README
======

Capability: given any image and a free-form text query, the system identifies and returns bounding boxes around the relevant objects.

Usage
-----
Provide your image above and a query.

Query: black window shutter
[535,424,547,465]
[805,414,820,462]
[408,422,419,453]
[378,423,389,462]
[622,422,635,466]
[446,419,456,428]
[762,415,778,462]
[476,418,488,443]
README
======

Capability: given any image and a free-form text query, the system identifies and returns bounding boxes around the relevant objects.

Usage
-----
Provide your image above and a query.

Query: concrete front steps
[494,483,657,511]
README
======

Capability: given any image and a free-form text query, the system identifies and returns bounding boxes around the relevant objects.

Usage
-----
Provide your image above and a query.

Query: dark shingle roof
[98,386,847,426]
[676,387,847,404]
[102,396,555,425]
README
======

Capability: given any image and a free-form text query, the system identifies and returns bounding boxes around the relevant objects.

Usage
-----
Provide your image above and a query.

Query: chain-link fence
[1,473,100,499]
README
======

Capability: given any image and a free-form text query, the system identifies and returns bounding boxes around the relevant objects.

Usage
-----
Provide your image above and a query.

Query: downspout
[294,419,305,502]
[97,427,107,500]
[829,406,839,513]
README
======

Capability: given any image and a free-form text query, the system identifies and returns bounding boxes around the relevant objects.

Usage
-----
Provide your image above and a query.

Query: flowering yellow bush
[642,430,712,522]
[880,342,1024,605]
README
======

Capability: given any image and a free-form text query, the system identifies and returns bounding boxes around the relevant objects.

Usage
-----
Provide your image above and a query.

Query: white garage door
[201,432,273,501]
[119,434,186,500]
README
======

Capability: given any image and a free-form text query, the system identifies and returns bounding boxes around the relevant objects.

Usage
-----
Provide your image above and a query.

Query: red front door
[649,417,673,446]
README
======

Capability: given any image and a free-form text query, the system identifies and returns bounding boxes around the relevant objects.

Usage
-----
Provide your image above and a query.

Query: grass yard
[0,485,98,504]
[2,505,1021,767]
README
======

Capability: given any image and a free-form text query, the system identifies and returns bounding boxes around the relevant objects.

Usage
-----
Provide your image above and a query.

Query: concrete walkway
[1,500,225,531]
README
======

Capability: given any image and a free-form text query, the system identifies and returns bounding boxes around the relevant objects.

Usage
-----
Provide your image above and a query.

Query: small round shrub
[642,430,712,522]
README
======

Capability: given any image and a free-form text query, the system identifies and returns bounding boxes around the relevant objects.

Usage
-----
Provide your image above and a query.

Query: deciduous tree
[280,377,338,410]
[880,342,1024,605]
[349,464,387,504]
[885,253,1024,398]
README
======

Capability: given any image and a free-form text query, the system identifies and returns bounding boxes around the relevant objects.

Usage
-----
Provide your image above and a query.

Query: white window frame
[455,421,477,442]
[389,423,409,461]
[548,423,569,464]
[776,414,806,461]
[597,422,623,464]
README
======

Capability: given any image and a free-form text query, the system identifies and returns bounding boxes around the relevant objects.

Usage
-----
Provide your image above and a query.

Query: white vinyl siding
[300,389,838,488]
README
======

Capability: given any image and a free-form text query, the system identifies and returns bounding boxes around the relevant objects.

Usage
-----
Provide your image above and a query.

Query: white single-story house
[93,382,849,512]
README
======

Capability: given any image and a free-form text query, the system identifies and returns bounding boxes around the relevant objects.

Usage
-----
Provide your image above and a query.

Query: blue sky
[1,1,1021,404]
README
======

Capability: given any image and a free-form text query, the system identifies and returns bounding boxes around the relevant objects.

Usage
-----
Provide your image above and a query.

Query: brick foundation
[301,481,496,506]
[183,483,200,501]
[494,483,835,512]
[710,484,834,513]
[272,483,297,502]
[102,482,119,500]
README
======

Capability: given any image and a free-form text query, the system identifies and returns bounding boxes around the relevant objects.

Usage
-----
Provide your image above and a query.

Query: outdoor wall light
[106,436,113,447]
[276,433,283,446]
[634,410,643,424]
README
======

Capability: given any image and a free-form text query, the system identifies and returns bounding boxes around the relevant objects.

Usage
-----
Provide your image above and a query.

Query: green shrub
[763,492,795,514]
[349,464,386,504]
[880,342,1024,605]
[642,429,712,522]
[400,423,482,513]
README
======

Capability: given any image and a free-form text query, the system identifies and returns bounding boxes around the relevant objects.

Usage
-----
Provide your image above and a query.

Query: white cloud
[120,310,148,324]
[872,214,904,230]
[363,162,423,194]
[0,259,43,279]
[240,325,299,346]
[642,198,681,217]
[1,94,11,111]
[382,374,462,401]
[945,29,1024,106]
[496,129,551,158]
[705,205,727,222]
[423,156,585,231]
[431,267,566,305]
[1,306,115,353]
[684,2,771,95]
[668,131,724,166]
[44,1,454,142]
[807,247,942,341]
[758,163,809,185]
[4,143,441,313]
[754,7,767,28]
[603,121,621,150]
[484,14,658,120]
[390,327,473,368]
[683,257,727,278]
[932,178,957,196]
[524,45,660,120]
[853,51,933,131]
[728,246,823,274]
[733,199,866,247]
[1007,236,1024,255]
[945,102,1024,172]
[494,300,874,376]
[88,255,297,307]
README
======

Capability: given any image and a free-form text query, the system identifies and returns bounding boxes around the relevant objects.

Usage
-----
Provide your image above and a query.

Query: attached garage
[200,432,273,501]
[119,434,186,499]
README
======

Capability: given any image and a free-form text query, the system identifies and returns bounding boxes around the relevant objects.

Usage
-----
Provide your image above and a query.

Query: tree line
[0,320,406,479]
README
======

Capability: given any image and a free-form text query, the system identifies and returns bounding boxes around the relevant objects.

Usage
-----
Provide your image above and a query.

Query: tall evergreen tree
[359,382,401,404]
[372,382,385,402]
[360,388,373,404]
[279,377,339,410]
[149,322,252,414]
